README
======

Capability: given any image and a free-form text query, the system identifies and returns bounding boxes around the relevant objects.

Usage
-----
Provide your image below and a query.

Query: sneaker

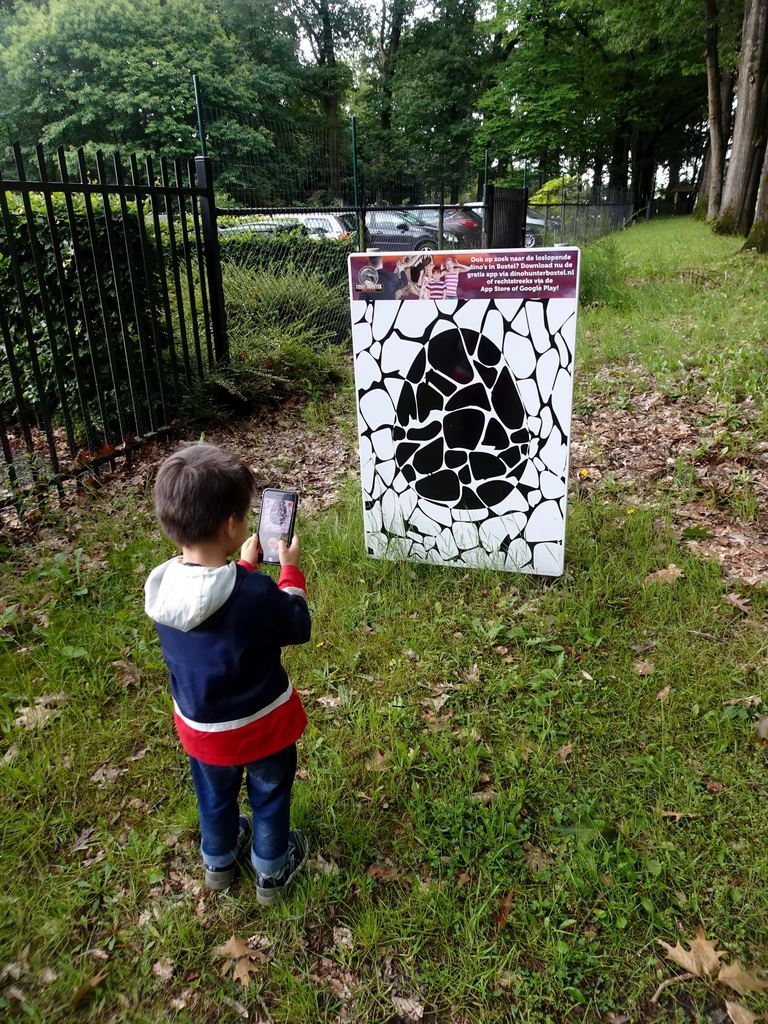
[204,815,252,890]
[255,830,308,907]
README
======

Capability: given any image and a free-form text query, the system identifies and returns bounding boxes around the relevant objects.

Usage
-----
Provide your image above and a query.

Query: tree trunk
[743,139,768,251]
[715,0,768,235]
[704,0,726,219]
[693,143,712,219]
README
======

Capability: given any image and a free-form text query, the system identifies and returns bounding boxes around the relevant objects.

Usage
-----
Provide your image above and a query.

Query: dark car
[363,209,457,251]
[412,206,483,246]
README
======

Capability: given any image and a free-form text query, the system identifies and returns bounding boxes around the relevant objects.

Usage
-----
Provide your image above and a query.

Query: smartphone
[257,488,298,565]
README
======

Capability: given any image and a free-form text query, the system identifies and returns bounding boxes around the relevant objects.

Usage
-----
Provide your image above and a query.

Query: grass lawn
[1,217,768,1023]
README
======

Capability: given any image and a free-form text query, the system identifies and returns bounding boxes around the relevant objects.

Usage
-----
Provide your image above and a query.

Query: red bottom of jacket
[174,688,307,766]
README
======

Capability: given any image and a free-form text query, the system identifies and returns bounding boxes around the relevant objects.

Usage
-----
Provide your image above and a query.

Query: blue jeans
[188,743,297,876]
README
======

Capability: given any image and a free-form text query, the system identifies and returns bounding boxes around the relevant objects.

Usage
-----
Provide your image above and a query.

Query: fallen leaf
[456,872,470,889]
[607,1014,631,1024]
[705,780,725,794]
[494,889,514,931]
[645,564,685,584]
[633,660,655,676]
[90,766,127,787]
[367,863,399,883]
[726,1000,758,1024]
[152,957,174,983]
[659,925,726,977]
[14,705,59,730]
[522,842,554,872]
[582,670,594,681]
[724,695,763,708]
[365,749,388,771]
[71,968,107,1009]
[752,716,768,740]
[556,742,573,763]
[391,996,424,1021]
[656,685,672,703]
[39,967,58,985]
[470,790,497,803]
[718,960,768,996]
[112,659,141,688]
[660,811,697,822]
[231,957,260,988]
[333,926,353,950]
[216,936,250,960]
[457,663,480,684]
[317,694,341,709]
[724,593,751,614]
[2,743,19,764]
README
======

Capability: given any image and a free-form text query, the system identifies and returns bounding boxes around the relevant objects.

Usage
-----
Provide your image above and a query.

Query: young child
[144,442,311,904]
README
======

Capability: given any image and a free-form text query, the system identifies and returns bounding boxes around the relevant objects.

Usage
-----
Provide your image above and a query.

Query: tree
[0,0,259,159]
[743,140,768,250]
[715,0,768,235]
[287,0,362,196]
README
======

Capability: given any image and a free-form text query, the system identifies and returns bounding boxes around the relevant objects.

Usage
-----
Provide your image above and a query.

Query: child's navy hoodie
[144,558,310,765]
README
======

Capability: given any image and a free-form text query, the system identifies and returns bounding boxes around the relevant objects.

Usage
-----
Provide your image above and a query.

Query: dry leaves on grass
[657,925,768,1016]
[14,692,67,730]
[391,996,425,1021]
[751,715,768,740]
[724,592,752,615]
[367,863,400,884]
[717,961,768,996]
[726,1000,759,1024]
[556,742,573,763]
[152,957,174,983]
[659,926,726,976]
[645,564,685,585]
[656,685,672,703]
[633,660,655,676]
[660,810,697,822]
[215,934,272,989]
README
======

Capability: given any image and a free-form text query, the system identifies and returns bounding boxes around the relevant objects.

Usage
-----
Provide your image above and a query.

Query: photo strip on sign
[349,248,580,576]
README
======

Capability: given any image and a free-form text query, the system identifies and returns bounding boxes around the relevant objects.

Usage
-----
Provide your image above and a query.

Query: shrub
[0,190,168,441]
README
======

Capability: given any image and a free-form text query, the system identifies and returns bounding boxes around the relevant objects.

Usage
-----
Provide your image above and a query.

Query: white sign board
[349,248,580,575]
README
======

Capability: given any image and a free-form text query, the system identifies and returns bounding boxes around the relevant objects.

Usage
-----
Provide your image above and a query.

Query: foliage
[218,230,355,286]
[0,0,259,161]
[0,189,167,439]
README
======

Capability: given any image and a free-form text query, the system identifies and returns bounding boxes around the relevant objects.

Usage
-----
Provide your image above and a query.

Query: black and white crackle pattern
[352,296,577,575]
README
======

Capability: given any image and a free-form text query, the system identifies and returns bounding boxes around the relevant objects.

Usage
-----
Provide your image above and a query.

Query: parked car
[218,218,307,237]
[287,212,355,239]
[362,209,459,251]
[524,210,561,247]
[411,206,483,246]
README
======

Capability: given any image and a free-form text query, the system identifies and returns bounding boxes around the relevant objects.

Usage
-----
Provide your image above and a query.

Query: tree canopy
[0,0,766,246]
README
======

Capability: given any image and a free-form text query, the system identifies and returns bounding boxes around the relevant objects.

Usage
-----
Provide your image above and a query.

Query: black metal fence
[0,145,226,507]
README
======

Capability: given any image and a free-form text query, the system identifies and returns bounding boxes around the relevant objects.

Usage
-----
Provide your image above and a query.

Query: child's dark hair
[154,443,255,546]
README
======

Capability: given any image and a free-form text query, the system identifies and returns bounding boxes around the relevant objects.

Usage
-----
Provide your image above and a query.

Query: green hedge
[0,190,168,442]
[218,229,355,283]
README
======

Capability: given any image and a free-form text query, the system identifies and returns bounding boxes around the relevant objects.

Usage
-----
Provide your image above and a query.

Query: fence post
[194,155,228,363]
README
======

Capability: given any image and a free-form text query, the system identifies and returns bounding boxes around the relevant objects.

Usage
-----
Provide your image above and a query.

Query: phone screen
[258,489,298,564]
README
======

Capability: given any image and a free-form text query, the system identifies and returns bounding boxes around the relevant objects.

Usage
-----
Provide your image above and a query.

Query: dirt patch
[571,364,768,585]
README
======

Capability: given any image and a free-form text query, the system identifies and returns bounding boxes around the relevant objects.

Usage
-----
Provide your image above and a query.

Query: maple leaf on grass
[659,926,726,977]
[718,960,768,996]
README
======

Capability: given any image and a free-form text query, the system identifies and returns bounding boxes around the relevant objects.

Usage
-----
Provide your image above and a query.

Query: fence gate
[0,146,226,507]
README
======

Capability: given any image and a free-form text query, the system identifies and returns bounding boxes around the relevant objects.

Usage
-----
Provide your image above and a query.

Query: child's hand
[279,534,300,567]
[241,533,262,566]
